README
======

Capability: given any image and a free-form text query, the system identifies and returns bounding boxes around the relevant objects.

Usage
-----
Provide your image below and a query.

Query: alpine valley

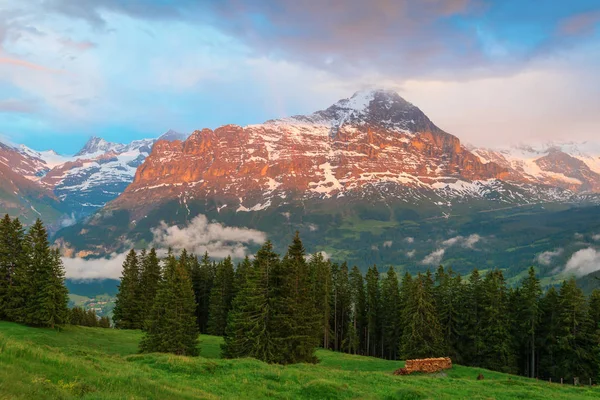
[4,90,600,284]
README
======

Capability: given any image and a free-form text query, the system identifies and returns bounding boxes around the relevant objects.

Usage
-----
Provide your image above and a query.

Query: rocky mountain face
[0,132,182,226]
[471,143,600,193]
[111,90,516,217]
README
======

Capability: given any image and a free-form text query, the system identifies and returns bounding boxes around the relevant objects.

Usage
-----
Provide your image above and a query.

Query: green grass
[0,321,597,399]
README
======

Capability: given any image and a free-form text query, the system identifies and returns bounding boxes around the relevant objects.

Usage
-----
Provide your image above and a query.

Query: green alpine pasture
[0,321,597,399]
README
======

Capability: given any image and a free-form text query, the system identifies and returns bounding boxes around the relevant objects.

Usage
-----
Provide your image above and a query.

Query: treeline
[70,307,111,328]
[0,216,69,328]
[115,232,600,382]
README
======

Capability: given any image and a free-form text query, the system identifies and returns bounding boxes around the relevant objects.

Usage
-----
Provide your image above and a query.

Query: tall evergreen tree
[538,286,561,380]
[555,277,595,382]
[22,220,69,328]
[519,267,542,378]
[192,252,216,333]
[207,257,235,336]
[381,266,401,360]
[139,248,162,321]
[349,265,366,355]
[222,241,287,363]
[113,249,143,329]
[331,262,351,352]
[140,250,199,356]
[281,232,320,363]
[365,265,381,357]
[309,252,332,350]
[0,215,27,321]
[434,266,462,362]
[400,272,444,359]
[480,270,515,373]
[458,269,484,366]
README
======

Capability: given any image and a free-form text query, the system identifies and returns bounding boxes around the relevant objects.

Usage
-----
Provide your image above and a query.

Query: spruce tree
[520,266,542,378]
[1,216,28,322]
[381,266,401,359]
[331,262,351,353]
[434,266,462,361]
[365,265,381,356]
[222,241,286,363]
[309,252,332,350]
[23,220,69,328]
[139,248,162,321]
[113,249,143,329]
[349,266,366,355]
[538,286,560,380]
[192,252,216,333]
[207,257,235,336]
[556,278,595,382]
[400,272,444,359]
[140,251,199,356]
[458,269,484,366]
[281,232,320,364]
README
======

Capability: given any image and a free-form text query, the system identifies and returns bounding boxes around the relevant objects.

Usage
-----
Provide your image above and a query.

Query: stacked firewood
[393,357,452,375]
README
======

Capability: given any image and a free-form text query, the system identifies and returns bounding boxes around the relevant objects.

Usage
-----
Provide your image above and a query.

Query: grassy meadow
[0,321,598,399]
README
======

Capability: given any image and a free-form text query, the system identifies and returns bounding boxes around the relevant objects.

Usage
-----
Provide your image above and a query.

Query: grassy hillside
[0,322,597,399]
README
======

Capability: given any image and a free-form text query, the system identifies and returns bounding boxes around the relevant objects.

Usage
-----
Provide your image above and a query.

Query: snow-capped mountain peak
[75,136,121,157]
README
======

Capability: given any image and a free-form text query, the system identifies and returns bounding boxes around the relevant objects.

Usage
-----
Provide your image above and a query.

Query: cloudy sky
[1,0,599,154]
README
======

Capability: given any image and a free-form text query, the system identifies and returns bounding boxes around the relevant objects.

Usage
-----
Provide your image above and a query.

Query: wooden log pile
[394,357,452,375]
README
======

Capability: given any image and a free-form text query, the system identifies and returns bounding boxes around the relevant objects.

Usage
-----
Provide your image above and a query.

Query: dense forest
[1,216,599,384]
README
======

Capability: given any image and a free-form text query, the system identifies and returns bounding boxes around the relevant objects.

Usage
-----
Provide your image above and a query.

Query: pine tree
[349,266,366,355]
[222,241,286,363]
[22,220,69,328]
[365,265,381,356]
[458,269,484,366]
[281,232,320,364]
[207,257,235,336]
[381,266,401,359]
[538,286,560,380]
[400,272,444,359]
[309,252,332,350]
[1,216,28,322]
[113,249,143,329]
[140,250,199,356]
[519,266,542,378]
[555,278,595,382]
[233,256,252,299]
[192,252,216,333]
[331,262,351,353]
[139,248,162,321]
[587,289,600,382]
[479,270,515,373]
[434,266,462,361]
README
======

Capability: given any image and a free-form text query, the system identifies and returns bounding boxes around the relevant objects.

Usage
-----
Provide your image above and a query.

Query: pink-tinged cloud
[558,11,600,36]
[0,57,61,73]
[59,38,97,51]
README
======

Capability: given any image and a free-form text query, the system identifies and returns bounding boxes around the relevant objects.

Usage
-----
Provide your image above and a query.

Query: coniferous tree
[222,241,286,363]
[538,286,561,380]
[22,220,69,328]
[555,278,595,382]
[331,262,351,352]
[309,252,332,350]
[0,215,28,321]
[434,266,462,362]
[99,316,111,328]
[281,232,320,363]
[113,249,143,329]
[381,266,401,359]
[365,265,381,356]
[400,272,444,359]
[192,252,216,333]
[140,250,199,356]
[349,265,367,355]
[139,248,162,321]
[519,267,542,378]
[480,270,515,373]
[207,257,235,336]
[587,289,600,382]
[233,256,252,299]
[458,269,484,366]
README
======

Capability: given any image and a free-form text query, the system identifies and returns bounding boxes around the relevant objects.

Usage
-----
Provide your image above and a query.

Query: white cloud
[406,250,416,258]
[422,248,445,265]
[536,248,563,266]
[441,234,481,249]
[404,237,414,244]
[592,234,600,242]
[151,214,267,259]
[383,240,393,248]
[307,223,318,231]
[371,245,379,251]
[305,251,331,261]
[563,248,600,277]
[63,252,128,280]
